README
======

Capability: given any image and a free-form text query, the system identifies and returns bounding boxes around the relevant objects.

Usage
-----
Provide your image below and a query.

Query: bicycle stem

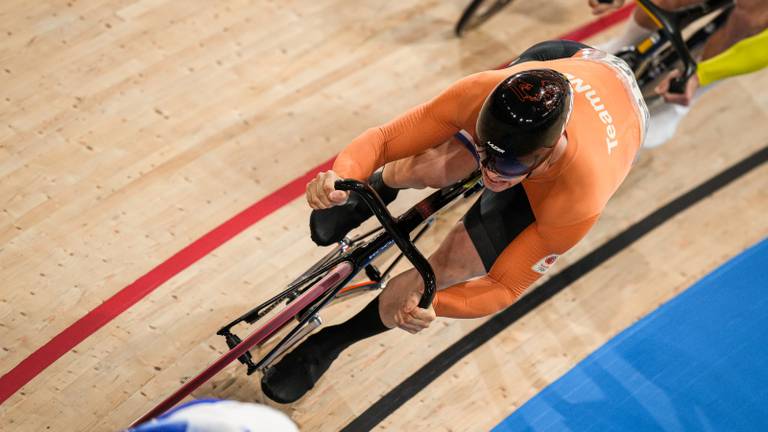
[335,179,436,309]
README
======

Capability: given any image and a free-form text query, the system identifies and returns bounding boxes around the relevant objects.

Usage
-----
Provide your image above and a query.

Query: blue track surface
[494,237,768,432]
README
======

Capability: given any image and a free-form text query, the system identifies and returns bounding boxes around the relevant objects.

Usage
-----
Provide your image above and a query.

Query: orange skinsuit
[333,50,647,318]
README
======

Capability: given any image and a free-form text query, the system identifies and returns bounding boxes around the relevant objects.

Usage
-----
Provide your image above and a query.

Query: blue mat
[494,237,768,432]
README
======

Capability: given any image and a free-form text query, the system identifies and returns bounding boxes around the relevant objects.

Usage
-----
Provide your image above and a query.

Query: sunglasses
[476,144,556,178]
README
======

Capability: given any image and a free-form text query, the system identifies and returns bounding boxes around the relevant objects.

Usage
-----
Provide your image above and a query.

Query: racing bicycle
[132,172,484,426]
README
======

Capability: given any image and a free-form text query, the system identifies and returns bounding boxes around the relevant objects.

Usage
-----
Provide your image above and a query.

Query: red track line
[560,3,635,41]
[0,158,334,404]
[0,5,636,405]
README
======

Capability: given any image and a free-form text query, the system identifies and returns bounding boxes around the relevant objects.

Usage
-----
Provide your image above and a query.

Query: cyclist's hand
[655,70,699,106]
[588,0,625,15]
[380,281,436,334]
[400,304,436,334]
[305,170,349,209]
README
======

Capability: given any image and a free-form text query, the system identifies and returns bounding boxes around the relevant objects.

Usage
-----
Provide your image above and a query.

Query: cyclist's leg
[309,136,477,246]
[262,185,533,403]
[380,184,536,327]
[261,220,486,404]
[377,220,486,328]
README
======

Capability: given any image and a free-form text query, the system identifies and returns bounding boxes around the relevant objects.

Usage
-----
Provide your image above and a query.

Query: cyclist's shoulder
[546,49,632,78]
[444,68,514,101]
[553,50,647,120]
[456,68,512,86]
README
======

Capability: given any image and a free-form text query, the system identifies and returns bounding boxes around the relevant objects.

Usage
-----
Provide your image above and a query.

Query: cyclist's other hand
[380,281,435,333]
[306,170,349,209]
[588,0,625,15]
[400,304,436,334]
[655,69,699,106]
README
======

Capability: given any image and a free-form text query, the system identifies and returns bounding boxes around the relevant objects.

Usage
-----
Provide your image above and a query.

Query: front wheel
[455,0,514,36]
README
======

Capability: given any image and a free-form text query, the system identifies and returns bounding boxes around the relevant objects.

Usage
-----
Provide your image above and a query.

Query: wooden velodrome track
[1,0,767,430]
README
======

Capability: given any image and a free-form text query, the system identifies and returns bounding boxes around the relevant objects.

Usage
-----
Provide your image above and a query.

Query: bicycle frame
[246,173,483,368]
[131,170,483,427]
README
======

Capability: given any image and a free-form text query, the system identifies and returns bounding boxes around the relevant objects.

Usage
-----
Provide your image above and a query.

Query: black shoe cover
[309,171,398,246]
[309,193,372,246]
[260,336,337,404]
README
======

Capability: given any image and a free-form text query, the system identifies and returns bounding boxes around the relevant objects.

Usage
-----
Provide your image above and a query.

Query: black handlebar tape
[334,179,436,309]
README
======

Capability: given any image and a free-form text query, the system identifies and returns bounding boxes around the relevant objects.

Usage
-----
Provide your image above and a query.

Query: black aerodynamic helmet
[475,68,573,177]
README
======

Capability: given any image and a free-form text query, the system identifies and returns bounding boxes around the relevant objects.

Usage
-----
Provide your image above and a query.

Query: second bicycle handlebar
[334,179,436,309]
[598,0,697,94]
[635,0,697,94]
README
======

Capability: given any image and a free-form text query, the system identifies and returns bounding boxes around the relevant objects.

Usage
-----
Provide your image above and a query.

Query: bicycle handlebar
[334,179,436,309]
[597,0,697,94]
[635,0,697,94]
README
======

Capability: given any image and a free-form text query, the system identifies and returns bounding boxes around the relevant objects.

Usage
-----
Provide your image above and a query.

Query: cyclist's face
[479,144,556,191]
[480,167,525,191]
[476,133,558,175]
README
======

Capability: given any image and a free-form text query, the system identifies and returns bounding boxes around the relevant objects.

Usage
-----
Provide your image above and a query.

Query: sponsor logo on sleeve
[531,254,559,274]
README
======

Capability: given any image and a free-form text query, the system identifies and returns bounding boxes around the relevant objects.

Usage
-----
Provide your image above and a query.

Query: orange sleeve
[332,72,492,180]
[432,215,599,318]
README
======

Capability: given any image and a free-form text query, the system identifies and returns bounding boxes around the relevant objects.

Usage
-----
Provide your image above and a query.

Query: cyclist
[261,40,649,404]
[590,0,768,147]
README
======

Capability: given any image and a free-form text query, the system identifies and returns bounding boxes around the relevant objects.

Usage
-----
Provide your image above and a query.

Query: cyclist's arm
[332,73,491,181]
[657,2,768,105]
[432,216,598,319]
[697,28,768,86]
